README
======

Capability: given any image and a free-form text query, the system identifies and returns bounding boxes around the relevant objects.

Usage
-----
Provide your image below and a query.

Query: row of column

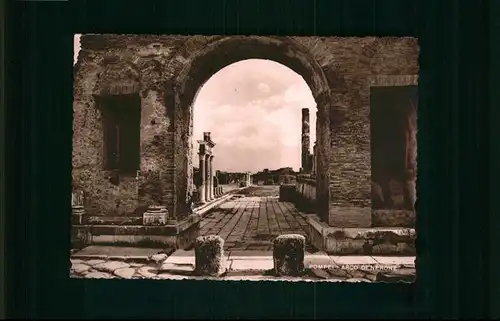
[198,154,214,204]
[245,172,252,186]
[198,132,217,204]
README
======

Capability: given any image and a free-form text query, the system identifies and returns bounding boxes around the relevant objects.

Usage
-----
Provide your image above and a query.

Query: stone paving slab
[162,250,196,265]
[371,256,415,266]
[229,258,274,271]
[93,261,130,273]
[227,250,272,259]
[160,262,195,273]
[114,267,136,279]
[330,256,378,265]
[304,251,337,267]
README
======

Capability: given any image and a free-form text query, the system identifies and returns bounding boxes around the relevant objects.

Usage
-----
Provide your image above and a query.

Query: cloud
[247,95,284,112]
[257,82,271,93]
[198,59,305,105]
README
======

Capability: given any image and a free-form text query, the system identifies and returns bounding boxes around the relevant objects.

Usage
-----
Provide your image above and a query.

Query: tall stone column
[209,155,214,200]
[198,152,206,204]
[301,108,311,172]
[205,155,211,202]
[312,142,317,176]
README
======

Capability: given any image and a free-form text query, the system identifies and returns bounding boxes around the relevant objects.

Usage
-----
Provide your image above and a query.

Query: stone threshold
[305,214,416,255]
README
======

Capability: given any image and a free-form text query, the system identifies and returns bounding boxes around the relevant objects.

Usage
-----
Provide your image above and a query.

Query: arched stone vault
[171,36,334,218]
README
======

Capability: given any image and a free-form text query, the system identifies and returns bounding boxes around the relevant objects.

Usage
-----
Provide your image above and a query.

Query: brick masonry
[74,35,419,227]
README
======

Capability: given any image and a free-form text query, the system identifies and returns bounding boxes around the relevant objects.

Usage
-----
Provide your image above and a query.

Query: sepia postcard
[70,34,418,283]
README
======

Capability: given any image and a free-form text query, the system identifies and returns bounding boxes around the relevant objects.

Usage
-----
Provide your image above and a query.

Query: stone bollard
[273,234,306,276]
[194,235,225,276]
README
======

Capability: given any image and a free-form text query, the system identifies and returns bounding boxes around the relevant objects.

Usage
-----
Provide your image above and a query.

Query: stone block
[279,184,296,202]
[72,206,86,225]
[71,225,92,249]
[72,213,200,249]
[273,234,306,276]
[194,235,225,276]
[143,206,169,226]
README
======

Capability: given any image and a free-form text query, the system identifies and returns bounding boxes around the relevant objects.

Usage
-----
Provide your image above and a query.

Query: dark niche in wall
[99,93,141,176]
[370,85,418,211]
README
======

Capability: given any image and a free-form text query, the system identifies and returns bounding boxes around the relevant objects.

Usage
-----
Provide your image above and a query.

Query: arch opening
[173,36,332,219]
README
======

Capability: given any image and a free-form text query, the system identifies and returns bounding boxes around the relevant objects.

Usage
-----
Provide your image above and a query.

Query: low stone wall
[306,214,416,255]
[294,175,316,212]
[71,213,201,250]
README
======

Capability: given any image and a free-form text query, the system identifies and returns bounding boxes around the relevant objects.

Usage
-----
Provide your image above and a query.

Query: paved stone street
[70,185,416,282]
[200,185,309,251]
[70,246,416,282]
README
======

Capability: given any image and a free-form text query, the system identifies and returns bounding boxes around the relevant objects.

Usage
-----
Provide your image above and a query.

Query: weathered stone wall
[74,35,418,227]
[294,37,419,227]
[74,36,180,218]
[73,50,143,217]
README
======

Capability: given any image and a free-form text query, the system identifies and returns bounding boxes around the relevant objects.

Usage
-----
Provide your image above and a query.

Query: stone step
[304,214,416,255]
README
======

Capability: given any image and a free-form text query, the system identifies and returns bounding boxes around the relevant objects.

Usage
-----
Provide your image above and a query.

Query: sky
[74,35,317,173]
[192,60,316,173]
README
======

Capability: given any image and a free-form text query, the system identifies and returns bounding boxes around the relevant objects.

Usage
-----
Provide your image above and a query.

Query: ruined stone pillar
[204,154,211,202]
[198,152,206,204]
[209,155,215,200]
[301,108,311,172]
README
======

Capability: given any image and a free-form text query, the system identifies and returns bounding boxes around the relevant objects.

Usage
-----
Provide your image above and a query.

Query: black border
[0,0,4,317]
[489,0,499,318]
[5,0,491,318]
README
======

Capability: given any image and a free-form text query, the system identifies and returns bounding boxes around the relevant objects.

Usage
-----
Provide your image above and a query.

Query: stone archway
[72,35,419,252]
[170,36,333,219]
